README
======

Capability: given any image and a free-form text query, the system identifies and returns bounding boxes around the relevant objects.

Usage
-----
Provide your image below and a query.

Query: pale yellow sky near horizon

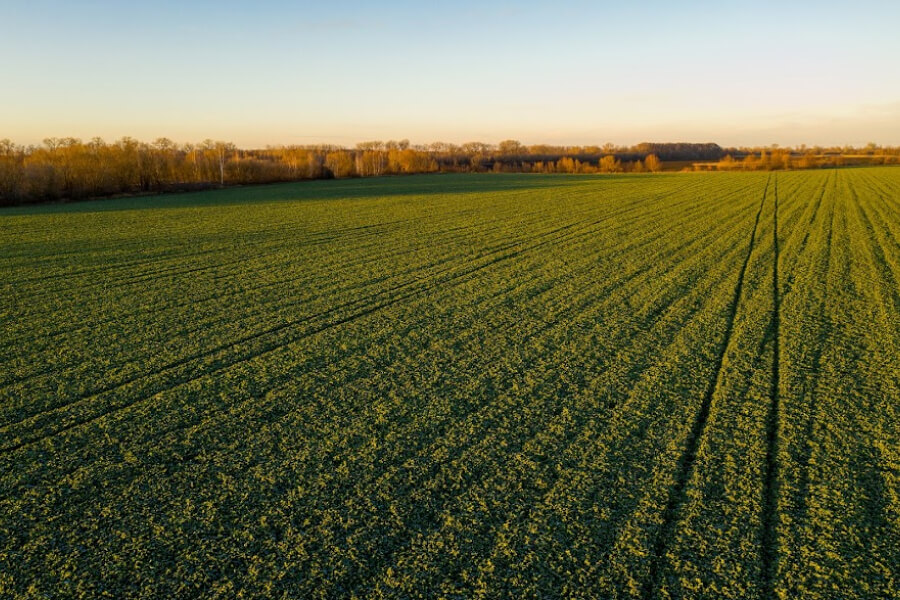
[3,1,899,149]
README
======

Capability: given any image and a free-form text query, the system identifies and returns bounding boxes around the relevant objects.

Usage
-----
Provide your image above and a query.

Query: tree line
[0,137,896,205]
[693,146,900,171]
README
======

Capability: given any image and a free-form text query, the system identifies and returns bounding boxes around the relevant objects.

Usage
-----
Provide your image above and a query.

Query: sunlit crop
[1,170,897,598]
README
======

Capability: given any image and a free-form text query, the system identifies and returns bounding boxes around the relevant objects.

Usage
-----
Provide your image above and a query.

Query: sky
[2,0,899,148]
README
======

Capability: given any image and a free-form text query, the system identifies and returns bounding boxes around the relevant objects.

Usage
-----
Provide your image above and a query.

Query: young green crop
[0,170,897,598]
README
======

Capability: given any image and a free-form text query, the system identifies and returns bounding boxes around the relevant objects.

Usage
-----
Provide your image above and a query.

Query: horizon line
[3,136,897,151]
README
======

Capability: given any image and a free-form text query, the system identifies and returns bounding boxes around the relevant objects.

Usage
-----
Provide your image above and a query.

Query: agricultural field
[0,169,898,598]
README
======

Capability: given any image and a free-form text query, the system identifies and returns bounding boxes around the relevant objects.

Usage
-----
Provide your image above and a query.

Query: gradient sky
[2,0,899,147]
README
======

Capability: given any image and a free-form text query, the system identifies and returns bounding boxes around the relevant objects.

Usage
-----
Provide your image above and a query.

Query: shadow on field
[0,173,654,216]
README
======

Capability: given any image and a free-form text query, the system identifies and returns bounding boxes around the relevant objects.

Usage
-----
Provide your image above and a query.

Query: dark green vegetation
[1,170,898,598]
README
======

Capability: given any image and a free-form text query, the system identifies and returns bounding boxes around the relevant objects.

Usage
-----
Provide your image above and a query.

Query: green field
[1,170,898,598]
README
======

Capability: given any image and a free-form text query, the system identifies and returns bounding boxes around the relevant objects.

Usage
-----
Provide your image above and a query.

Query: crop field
[1,169,898,598]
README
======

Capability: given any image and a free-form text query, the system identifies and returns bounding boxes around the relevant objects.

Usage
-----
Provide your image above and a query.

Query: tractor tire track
[0,215,616,455]
[1,180,753,504]
[2,178,699,343]
[2,179,713,425]
[645,174,770,599]
[760,174,782,597]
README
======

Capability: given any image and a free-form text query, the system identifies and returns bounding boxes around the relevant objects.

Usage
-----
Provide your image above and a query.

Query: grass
[1,170,898,598]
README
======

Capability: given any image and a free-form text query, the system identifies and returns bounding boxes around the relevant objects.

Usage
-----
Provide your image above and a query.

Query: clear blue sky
[2,0,899,147]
